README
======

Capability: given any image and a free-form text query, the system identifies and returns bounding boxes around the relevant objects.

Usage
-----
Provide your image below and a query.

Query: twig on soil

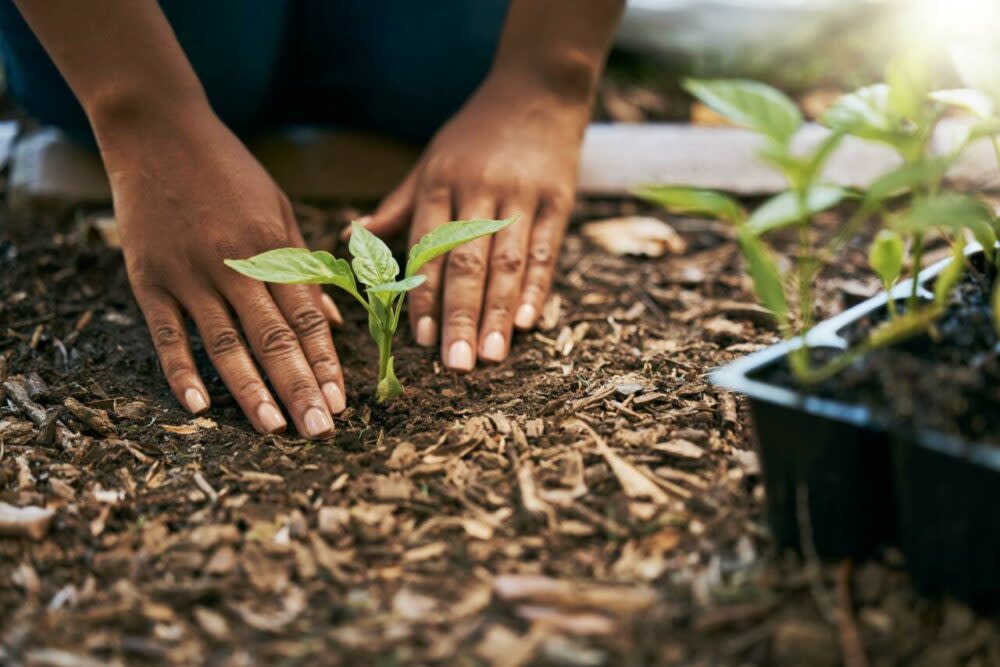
[835,560,869,667]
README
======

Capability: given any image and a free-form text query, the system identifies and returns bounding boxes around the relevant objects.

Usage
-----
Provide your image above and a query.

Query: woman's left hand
[362,72,590,371]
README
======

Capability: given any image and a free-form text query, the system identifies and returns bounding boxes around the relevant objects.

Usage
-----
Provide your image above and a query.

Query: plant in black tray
[637,52,1000,386]
[225,218,513,403]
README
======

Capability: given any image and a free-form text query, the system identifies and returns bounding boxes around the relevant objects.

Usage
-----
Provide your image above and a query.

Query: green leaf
[683,78,802,144]
[967,118,1000,143]
[930,88,995,119]
[736,229,788,325]
[349,221,399,287]
[992,280,1000,337]
[864,159,950,206]
[376,357,403,403]
[886,52,932,121]
[746,185,848,236]
[632,185,745,224]
[406,217,514,277]
[934,241,967,306]
[821,84,907,146]
[367,275,426,296]
[800,131,846,188]
[868,229,905,288]
[892,194,997,257]
[224,248,360,294]
[867,305,941,349]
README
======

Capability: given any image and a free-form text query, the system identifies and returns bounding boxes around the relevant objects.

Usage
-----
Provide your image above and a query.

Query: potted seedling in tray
[226,218,512,403]
[637,49,1000,606]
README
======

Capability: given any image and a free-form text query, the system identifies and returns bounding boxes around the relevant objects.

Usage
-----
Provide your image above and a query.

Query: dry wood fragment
[836,560,869,667]
[654,438,706,460]
[4,377,49,426]
[63,397,114,435]
[576,421,669,503]
[582,216,687,257]
[0,502,55,540]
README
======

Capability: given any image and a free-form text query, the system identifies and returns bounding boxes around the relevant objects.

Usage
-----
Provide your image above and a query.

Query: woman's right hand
[99,108,346,439]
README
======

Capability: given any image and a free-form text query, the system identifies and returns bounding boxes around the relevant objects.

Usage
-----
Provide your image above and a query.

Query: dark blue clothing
[0,1,508,148]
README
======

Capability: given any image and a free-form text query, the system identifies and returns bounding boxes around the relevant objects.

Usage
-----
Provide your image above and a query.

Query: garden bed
[2,200,999,665]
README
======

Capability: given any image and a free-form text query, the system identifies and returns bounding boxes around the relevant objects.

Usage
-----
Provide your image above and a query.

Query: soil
[3,197,1000,667]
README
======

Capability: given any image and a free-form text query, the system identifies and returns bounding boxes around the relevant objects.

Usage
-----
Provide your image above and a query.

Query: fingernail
[415,316,437,347]
[257,403,287,434]
[303,406,334,438]
[322,294,343,325]
[184,387,209,414]
[514,304,537,329]
[322,382,346,414]
[447,340,474,371]
[480,331,506,362]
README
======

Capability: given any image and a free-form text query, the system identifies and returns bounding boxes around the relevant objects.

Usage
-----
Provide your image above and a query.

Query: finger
[186,291,287,435]
[271,283,347,415]
[222,282,334,440]
[478,200,534,363]
[407,182,453,348]
[441,195,496,372]
[516,194,571,330]
[135,285,210,414]
[364,168,419,239]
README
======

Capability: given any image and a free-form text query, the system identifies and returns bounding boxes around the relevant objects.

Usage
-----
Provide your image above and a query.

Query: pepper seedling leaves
[868,229,905,289]
[406,217,516,277]
[892,194,996,260]
[736,228,788,326]
[934,239,968,307]
[821,84,906,146]
[349,221,400,288]
[224,248,361,298]
[683,78,802,145]
[632,185,745,225]
[367,275,427,296]
[746,185,848,236]
[864,158,951,206]
[886,51,933,121]
[930,88,995,119]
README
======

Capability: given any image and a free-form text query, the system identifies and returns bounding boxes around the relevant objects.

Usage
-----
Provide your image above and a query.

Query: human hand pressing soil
[104,110,346,438]
[364,72,589,371]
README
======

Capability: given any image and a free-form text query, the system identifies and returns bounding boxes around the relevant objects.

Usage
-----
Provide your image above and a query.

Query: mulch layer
[2,198,999,667]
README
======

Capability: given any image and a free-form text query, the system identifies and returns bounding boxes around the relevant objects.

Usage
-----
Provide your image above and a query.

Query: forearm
[12,0,209,139]
[489,0,625,104]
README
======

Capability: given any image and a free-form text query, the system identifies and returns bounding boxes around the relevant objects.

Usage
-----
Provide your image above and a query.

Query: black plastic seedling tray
[712,246,1000,607]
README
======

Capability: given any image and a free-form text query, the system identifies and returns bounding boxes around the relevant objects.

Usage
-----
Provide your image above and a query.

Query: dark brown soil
[2,198,1000,667]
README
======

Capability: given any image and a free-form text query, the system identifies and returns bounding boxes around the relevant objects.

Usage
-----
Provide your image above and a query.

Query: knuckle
[258,322,299,356]
[486,301,513,320]
[153,323,184,348]
[446,308,478,330]
[448,249,487,277]
[492,248,525,274]
[288,305,327,338]
[236,376,266,399]
[309,351,339,371]
[528,243,556,268]
[208,327,244,357]
[542,188,574,215]
[421,183,452,207]
[164,363,193,384]
[288,376,318,402]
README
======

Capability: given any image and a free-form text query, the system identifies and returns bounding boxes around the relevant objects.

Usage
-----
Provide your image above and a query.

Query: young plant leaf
[886,52,932,121]
[349,221,399,287]
[736,229,788,325]
[864,158,951,206]
[746,185,848,236]
[933,240,967,307]
[632,185,745,224]
[367,275,427,296]
[224,248,360,295]
[930,89,995,119]
[683,78,802,145]
[892,194,997,259]
[868,229,905,288]
[821,84,906,146]
[406,217,515,277]
[376,357,403,403]
[993,280,1000,338]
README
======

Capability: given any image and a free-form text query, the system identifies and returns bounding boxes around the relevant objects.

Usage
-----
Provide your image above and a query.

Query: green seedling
[637,77,849,378]
[638,52,1000,385]
[225,218,513,403]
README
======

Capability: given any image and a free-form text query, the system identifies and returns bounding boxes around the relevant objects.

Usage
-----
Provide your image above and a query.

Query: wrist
[489,47,603,108]
[86,81,213,153]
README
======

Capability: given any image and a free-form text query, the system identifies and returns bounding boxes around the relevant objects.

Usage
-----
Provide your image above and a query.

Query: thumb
[344,169,418,241]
